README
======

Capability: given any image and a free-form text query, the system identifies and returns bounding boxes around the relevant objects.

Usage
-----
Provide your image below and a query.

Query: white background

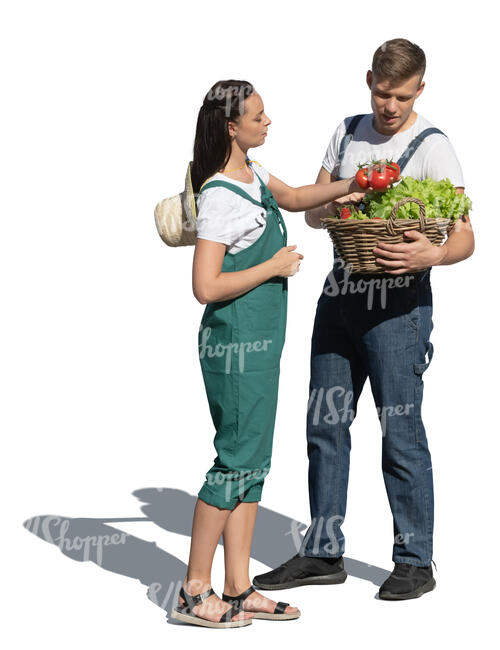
[3,0,498,647]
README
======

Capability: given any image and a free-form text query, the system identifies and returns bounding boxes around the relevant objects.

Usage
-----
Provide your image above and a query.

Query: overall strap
[397,127,447,174]
[248,162,269,197]
[338,114,366,166]
[199,180,264,207]
[253,167,266,188]
[253,167,287,239]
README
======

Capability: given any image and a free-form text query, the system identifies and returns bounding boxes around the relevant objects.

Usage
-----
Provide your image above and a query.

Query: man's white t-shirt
[322,112,465,187]
[196,160,270,254]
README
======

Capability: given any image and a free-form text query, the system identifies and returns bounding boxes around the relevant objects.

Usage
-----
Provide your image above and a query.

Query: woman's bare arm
[267,172,361,213]
[192,239,303,304]
[304,167,366,228]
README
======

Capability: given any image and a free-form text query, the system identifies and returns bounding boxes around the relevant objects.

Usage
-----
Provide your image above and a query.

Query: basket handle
[386,197,426,236]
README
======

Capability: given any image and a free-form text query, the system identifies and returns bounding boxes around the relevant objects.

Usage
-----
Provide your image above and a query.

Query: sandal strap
[274,601,289,614]
[219,604,243,623]
[179,585,216,611]
[222,585,256,607]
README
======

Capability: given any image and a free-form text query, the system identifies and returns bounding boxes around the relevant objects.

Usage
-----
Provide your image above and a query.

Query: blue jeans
[300,259,435,567]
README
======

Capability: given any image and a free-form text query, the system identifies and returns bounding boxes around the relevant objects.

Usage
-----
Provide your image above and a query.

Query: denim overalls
[300,116,442,566]
[301,261,434,566]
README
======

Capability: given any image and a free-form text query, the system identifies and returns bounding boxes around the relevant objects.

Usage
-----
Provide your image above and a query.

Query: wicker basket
[320,197,456,274]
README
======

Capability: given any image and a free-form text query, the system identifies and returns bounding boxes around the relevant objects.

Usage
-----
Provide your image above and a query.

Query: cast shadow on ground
[23,487,390,619]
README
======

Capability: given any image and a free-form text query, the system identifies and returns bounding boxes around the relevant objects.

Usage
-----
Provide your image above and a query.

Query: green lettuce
[363,176,472,220]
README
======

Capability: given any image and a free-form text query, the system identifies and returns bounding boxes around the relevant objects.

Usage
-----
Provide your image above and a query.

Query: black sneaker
[378,561,436,600]
[252,553,347,591]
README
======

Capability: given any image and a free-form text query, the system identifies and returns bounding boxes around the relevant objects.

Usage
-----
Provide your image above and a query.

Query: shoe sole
[253,570,347,591]
[170,608,253,628]
[252,611,301,620]
[378,577,436,601]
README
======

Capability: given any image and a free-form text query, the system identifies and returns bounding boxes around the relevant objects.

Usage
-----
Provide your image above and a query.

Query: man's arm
[304,167,366,229]
[434,187,474,265]
[373,186,475,273]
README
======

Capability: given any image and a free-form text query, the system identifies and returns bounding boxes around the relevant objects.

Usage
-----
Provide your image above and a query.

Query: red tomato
[386,161,400,181]
[340,207,352,219]
[368,165,391,191]
[355,167,369,189]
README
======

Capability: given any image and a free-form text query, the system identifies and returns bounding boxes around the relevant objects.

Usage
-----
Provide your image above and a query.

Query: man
[253,38,474,600]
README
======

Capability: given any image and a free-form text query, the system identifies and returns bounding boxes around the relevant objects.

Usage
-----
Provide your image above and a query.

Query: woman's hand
[193,238,296,304]
[325,191,366,216]
[335,191,366,204]
[271,245,304,277]
[347,176,367,195]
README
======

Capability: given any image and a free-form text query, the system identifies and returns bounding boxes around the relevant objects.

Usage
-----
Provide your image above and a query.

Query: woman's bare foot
[241,590,299,615]
[224,583,299,615]
[178,581,254,623]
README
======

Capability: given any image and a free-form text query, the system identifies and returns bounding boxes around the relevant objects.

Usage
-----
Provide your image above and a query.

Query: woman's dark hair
[191,80,254,194]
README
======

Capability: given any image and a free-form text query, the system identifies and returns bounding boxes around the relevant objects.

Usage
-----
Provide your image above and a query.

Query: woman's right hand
[271,245,304,277]
[325,191,366,215]
[331,191,366,207]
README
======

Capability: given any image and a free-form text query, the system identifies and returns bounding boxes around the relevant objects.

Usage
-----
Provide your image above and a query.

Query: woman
[172,80,363,628]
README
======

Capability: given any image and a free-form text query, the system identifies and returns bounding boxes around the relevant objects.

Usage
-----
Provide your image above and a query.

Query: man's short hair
[372,38,426,85]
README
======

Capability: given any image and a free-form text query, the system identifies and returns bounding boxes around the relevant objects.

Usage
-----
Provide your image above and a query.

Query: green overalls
[197,170,288,510]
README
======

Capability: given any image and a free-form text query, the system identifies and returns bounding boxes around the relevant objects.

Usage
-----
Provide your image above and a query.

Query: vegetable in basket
[364,176,472,220]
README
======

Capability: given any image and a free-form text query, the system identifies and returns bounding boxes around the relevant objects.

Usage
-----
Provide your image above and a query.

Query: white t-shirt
[322,112,465,187]
[196,160,270,254]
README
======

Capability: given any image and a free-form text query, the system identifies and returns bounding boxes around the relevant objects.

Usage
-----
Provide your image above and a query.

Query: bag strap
[396,127,447,173]
[199,179,264,207]
[337,114,366,166]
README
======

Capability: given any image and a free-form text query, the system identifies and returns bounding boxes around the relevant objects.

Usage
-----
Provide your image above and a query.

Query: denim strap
[397,127,447,174]
[338,114,366,167]
[336,120,446,179]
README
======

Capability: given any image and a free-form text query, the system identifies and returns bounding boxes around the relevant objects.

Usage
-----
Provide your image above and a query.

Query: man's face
[367,70,425,134]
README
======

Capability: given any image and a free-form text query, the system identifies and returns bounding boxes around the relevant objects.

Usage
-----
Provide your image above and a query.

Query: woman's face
[228,92,271,149]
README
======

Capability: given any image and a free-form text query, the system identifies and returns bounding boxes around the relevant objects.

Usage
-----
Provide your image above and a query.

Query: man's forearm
[305,202,336,229]
[435,228,475,266]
